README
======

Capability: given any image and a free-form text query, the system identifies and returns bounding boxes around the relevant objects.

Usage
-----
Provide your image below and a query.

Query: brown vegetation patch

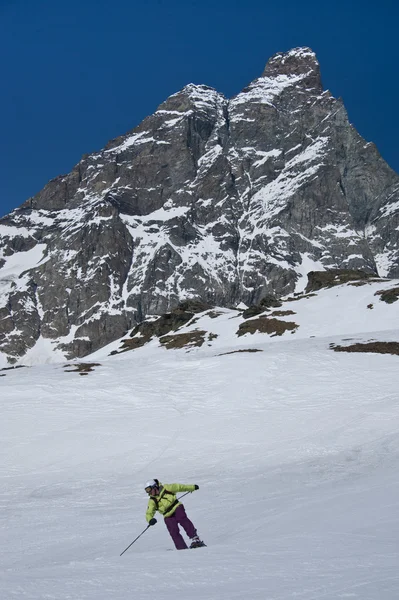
[218,348,263,356]
[110,300,211,354]
[331,342,399,356]
[237,317,298,337]
[206,310,224,319]
[285,293,317,302]
[115,337,149,353]
[159,330,207,349]
[270,310,296,317]
[375,287,399,304]
[305,269,376,293]
[64,362,101,375]
[242,305,268,318]
[348,278,385,287]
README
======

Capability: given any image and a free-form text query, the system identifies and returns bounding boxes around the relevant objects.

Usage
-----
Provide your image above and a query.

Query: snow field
[1,328,399,599]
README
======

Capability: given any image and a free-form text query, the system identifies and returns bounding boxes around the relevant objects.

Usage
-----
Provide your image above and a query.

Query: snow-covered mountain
[2,278,399,599]
[2,46,399,364]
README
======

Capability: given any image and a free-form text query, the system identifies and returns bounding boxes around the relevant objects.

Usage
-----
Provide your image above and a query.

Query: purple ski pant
[164,504,197,550]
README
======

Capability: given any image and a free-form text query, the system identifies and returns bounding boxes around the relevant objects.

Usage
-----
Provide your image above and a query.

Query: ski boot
[189,536,206,549]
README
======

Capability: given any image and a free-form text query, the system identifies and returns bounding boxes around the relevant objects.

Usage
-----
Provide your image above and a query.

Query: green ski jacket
[145,483,196,521]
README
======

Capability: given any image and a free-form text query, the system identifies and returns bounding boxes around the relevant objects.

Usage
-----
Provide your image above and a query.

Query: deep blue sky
[1,0,398,217]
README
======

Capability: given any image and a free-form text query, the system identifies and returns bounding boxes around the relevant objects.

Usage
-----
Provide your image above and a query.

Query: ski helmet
[145,479,157,489]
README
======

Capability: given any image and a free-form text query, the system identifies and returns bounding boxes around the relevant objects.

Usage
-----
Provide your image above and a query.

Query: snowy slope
[9,276,399,369]
[1,281,399,599]
[88,277,399,360]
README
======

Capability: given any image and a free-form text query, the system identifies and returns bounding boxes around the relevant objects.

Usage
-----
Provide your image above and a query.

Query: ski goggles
[145,485,157,494]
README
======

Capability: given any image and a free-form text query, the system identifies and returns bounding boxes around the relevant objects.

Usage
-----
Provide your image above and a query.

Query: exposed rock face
[305,269,378,292]
[1,46,399,363]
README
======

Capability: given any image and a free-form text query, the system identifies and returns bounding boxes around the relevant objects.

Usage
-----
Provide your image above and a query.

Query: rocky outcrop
[1,47,399,363]
[114,300,210,353]
[305,269,378,292]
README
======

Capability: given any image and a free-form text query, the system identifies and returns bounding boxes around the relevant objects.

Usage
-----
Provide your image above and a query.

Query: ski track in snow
[2,319,399,599]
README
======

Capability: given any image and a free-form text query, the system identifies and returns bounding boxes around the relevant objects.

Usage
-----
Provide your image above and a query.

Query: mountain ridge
[1,46,399,364]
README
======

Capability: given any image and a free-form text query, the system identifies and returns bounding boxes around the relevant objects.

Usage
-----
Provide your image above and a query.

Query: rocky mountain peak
[262,46,322,90]
[1,47,399,365]
[155,84,226,116]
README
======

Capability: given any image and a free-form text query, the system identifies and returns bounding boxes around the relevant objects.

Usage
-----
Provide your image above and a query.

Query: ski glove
[149,518,157,526]
[194,485,199,490]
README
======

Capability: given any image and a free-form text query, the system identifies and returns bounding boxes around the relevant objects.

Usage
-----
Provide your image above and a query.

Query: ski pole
[177,491,192,501]
[120,525,150,556]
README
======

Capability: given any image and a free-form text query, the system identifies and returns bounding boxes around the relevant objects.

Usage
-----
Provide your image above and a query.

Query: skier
[144,479,205,549]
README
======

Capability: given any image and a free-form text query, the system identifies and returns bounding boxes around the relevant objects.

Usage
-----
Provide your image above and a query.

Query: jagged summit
[153,84,226,126]
[263,46,319,74]
[176,83,223,100]
[1,47,399,364]
[262,46,322,90]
